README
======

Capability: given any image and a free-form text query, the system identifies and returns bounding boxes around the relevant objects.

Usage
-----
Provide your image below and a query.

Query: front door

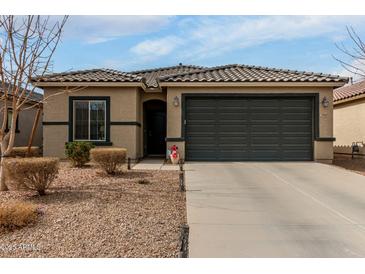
[144,100,167,156]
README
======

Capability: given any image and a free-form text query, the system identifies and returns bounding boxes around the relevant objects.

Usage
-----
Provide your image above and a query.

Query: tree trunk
[0,156,8,191]
[26,107,42,157]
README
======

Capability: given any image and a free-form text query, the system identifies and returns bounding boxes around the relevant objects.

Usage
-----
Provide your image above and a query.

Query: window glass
[7,110,13,129]
[90,101,105,141]
[74,100,106,141]
[74,101,89,140]
[6,109,19,132]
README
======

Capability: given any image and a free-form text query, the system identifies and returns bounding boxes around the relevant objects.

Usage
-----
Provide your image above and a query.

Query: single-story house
[334,80,365,155]
[32,64,347,162]
[0,83,43,148]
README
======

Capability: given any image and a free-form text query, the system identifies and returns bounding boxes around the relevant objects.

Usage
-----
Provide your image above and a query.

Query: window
[73,100,106,141]
[6,109,19,133]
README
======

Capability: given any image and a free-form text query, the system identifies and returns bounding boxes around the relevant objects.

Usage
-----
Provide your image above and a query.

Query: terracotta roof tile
[334,80,365,102]
[1,82,43,103]
[34,69,142,83]
[33,64,348,89]
[159,64,348,84]
[130,64,205,88]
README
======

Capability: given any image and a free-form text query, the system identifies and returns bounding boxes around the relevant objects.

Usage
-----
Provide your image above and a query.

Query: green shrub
[90,148,127,174]
[4,157,59,196]
[0,201,39,230]
[65,141,94,167]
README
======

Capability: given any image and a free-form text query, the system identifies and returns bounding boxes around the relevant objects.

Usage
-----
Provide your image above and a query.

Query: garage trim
[181,93,320,161]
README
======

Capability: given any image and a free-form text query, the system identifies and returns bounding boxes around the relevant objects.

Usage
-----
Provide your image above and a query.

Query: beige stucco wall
[42,84,336,162]
[166,86,335,161]
[334,98,365,154]
[43,125,68,156]
[43,86,141,159]
[0,100,42,148]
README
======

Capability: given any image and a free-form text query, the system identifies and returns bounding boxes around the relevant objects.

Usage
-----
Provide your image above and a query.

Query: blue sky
[52,16,365,77]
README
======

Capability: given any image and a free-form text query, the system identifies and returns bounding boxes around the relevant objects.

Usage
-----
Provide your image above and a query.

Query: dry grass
[0,201,39,230]
[0,161,186,257]
[333,154,365,176]
[90,148,127,174]
[9,147,40,157]
[4,157,59,196]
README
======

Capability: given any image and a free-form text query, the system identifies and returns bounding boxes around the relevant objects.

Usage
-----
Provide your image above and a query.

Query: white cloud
[128,16,365,62]
[184,16,365,59]
[62,16,173,44]
[130,36,183,59]
[332,59,365,82]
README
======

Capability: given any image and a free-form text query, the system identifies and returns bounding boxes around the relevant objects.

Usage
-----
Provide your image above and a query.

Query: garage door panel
[250,136,280,145]
[217,124,248,132]
[186,136,216,143]
[217,137,249,145]
[186,151,218,161]
[186,112,216,120]
[187,99,216,107]
[251,112,281,119]
[218,151,250,160]
[250,99,279,106]
[282,150,313,160]
[185,96,313,161]
[251,125,280,133]
[282,124,312,133]
[186,123,215,129]
[218,99,248,106]
[249,149,281,160]
[282,137,312,144]
[282,112,312,120]
[218,113,249,120]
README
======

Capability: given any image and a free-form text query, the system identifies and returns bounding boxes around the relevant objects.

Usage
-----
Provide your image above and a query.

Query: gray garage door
[185,96,313,161]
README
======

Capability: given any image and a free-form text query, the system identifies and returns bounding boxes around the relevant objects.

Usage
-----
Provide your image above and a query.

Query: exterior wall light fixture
[321,96,329,108]
[173,96,180,107]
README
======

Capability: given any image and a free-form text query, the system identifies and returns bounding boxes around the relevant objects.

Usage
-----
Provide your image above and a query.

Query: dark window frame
[5,108,20,133]
[68,96,111,146]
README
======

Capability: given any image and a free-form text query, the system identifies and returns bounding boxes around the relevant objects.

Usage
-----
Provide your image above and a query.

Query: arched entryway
[143,100,166,156]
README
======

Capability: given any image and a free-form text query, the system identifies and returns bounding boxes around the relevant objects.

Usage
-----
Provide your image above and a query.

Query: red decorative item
[169,145,180,164]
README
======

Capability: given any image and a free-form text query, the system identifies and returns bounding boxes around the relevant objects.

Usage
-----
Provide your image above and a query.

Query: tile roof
[159,64,348,84]
[32,64,348,89]
[1,82,43,103]
[130,64,205,88]
[334,80,365,102]
[34,69,142,83]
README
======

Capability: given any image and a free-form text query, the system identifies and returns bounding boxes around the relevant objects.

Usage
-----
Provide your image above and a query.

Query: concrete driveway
[185,162,365,257]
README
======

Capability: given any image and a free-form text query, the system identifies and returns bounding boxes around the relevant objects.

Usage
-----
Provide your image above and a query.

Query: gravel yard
[333,154,365,176]
[0,162,186,258]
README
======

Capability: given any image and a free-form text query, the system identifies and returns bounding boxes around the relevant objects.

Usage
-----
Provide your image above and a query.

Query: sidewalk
[132,158,180,171]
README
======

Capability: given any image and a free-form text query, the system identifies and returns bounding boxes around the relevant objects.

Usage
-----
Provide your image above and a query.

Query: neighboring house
[32,64,347,162]
[333,80,365,155]
[0,85,43,148]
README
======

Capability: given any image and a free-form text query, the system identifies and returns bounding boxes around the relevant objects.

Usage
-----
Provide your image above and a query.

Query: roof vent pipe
[350,77,353,85]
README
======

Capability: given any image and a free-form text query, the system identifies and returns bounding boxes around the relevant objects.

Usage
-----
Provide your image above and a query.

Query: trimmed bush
[65,141,94,167]
[4,157,59,195]
[0,201,39,230]
[90,148,127,174]
[9,146,40,157]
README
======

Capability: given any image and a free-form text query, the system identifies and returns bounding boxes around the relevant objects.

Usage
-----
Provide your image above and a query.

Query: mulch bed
[0,162,186,258]
[333,154,365,176]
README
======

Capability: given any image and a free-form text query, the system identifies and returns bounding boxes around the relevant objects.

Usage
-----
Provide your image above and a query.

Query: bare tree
[0,16,68,191]
[335,26,365,80]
